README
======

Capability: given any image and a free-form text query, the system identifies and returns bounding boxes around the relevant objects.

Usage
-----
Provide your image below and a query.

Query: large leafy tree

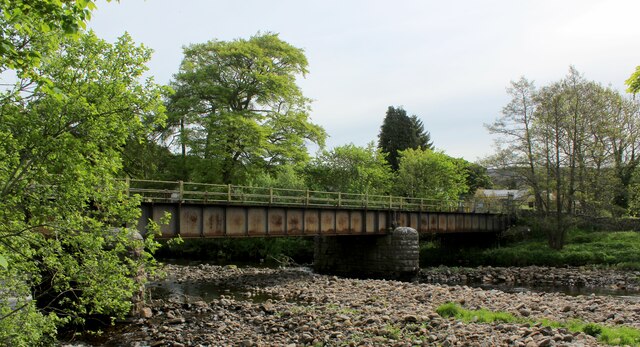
[166,32,326,184]
[378,106,433,170]
[306,143,393,195]
[393,148,468,202]
[0,31,166,345]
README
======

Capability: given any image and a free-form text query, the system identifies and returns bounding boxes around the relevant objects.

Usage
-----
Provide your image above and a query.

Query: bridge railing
[124,179,509,213]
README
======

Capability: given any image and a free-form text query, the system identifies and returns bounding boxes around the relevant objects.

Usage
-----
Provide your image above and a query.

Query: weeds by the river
[436,302,640,347]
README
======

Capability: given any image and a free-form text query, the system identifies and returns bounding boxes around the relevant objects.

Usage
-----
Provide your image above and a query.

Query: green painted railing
[124,178,510,214]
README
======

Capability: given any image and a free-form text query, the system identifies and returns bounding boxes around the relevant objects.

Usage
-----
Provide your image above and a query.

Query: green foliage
[394,148,468,201]
[487,69,640,222]
[378,106,433,171]
[248,164,307,190]
[626,65,640,95]
[436,302,517,323]
[306,142,393,194]
[452,158,492,194]
[157,237,313,264]
[421,229,640,269]
[0,31,165,345]
[0,0,108,74]
[165,32,326,184]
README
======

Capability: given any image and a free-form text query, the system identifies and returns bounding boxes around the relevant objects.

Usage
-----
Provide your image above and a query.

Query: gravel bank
[420,266,640,292]
[81,264,640,346]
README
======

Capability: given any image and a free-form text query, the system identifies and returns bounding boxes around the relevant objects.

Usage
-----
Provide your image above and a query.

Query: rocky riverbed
[419,266,640,292]
[65,264,640,347]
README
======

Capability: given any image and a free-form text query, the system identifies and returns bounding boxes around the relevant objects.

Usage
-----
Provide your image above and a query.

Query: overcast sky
[89,0,640,162]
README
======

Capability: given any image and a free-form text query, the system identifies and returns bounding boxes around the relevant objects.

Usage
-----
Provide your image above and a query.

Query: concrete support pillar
[314,227,419,280]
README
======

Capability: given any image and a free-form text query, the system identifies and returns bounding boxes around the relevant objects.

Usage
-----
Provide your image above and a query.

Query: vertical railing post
[338,192,342,207]
[125,177,130,196]
[269,187,273,204]
[389,195,392,209]
[420,198,423,211]
[306,189,310,206]
[179,180,184,201]
[227,184,232,202]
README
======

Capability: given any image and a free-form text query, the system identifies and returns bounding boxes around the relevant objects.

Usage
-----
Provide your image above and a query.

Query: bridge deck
[129,179,511,238]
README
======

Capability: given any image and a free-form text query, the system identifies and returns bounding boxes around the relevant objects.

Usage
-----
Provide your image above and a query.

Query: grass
[421,229,640,269]
[436,302,640,347]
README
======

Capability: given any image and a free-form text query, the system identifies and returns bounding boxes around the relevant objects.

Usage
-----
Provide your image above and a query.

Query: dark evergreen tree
[410,115,434,151]
[378,106,434,170]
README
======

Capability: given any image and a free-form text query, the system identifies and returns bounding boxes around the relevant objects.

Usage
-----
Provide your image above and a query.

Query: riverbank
[420,266,640,292]
[70,264,640,346]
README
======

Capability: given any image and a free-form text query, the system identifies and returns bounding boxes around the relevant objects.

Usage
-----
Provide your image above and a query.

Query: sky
[89,0,640,162]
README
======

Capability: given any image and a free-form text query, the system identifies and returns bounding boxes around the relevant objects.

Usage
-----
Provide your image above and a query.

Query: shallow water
[147,261,640,304]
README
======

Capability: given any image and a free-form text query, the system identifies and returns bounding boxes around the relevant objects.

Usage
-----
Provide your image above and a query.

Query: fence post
[125,177,130,196]
[227,184,232,202]
[389,195,392,209]
[179,180,184,201]
[338,192,342,207]
[269,187,273,204]
[306,190,310,206]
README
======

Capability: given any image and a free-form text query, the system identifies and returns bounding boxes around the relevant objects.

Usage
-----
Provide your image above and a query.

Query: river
[59,262,640,346]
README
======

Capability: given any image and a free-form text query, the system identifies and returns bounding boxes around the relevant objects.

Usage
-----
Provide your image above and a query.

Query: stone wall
[314,227,419,280]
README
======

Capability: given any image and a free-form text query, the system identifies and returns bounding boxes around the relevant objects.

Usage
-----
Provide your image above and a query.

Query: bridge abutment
[313,227,419,280]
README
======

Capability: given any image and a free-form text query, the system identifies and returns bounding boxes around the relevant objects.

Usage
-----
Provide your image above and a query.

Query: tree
[165,32,326,184]
[0,31,165,345]
[394,148,468,202]
[306,143,393,195]
[452,158,493,194]
[487,67,640,249]
[626,65,640,95]
[378,106,433,170]
[486,77,543,209]
[0,0,108,79]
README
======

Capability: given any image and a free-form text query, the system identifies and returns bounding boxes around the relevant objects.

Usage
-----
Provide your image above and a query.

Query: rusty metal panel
[320,210,336,234]
[268,208,286,235]
[336,211,349,233]
[455,214,464,232]
[304,209,320,235]
[349,211,363,233]
[409,213,419,229]
[226,207,246,236]
[203,207,225,237]
[429,214,438,232]
[378,212,387,233]
[447,215,456,232]
[438,214,447,232]
[419,213,429,233]
[247,208,267,236]
[365,211,374,233]
[287,209,303,234]
[180,206,202,237]
[464,214,472,231]
[471,214,479,232]
[152,204,178,238]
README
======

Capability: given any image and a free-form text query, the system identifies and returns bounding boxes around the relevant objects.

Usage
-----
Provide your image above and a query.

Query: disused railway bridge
[129,179,512,279]
[130,179,511,238]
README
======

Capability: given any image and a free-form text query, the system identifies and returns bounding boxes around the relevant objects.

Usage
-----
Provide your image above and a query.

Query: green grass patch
[436,303,640,346]
[421,230,640,269]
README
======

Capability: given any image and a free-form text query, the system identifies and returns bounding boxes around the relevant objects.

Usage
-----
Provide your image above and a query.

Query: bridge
[129,179,513,280]
[129,179,512,239]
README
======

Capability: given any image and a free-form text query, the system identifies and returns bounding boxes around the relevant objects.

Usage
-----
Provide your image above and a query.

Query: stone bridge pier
[313,227,419,281]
